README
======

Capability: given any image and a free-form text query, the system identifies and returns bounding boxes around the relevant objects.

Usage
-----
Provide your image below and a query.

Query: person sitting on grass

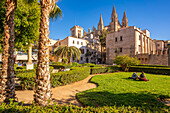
[132,72,139,80]
[139,72,149,81]
[128,72,139,80]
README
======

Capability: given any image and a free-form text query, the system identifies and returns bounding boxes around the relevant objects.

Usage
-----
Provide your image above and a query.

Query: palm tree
[34,0,61,106]
[0,0,17,103]
[54,45,81,64]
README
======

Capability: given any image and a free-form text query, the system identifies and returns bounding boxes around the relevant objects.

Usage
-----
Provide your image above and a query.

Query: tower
[71,25,83,38]
[98,14,104,31]
[122,11,128,28]
[110,5,118,32]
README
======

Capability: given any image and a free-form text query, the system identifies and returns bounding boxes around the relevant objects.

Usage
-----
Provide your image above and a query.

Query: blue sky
[49,0,170,41]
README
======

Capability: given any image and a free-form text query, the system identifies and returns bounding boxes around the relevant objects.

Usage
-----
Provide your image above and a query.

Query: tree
[0,0,6,100]
[34,0,62,106]
[99,29,109,64]
[0,0,6,53]
[14,0,40,65]
[54,45,81,64]
[113,55,140,72]
[1,0,17,103]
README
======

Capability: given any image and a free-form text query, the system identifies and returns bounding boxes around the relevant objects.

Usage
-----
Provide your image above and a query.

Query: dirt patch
[16,75,96,107]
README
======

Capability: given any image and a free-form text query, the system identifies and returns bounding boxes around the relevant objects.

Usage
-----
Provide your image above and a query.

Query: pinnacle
[112,5,117,17]
[98,14,104,25]
[123,10,127,20]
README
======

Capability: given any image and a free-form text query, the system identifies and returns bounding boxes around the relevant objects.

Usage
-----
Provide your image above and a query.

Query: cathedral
[85,5,169,66]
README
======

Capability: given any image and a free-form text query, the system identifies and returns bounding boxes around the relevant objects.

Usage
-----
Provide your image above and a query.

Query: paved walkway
[16,75,96,107]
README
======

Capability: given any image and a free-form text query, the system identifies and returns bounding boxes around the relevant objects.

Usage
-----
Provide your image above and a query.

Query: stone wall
[136,53,169,66]
[106,27,136,64]
[168,46,170,66]
[148,54,168,66]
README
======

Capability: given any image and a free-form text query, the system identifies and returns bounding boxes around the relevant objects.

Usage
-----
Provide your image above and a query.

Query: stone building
[105,5,169,65]
[54,25,101,64]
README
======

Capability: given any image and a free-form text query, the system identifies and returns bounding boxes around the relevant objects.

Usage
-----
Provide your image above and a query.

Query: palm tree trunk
[0,16,9,101]
[2,0,17,103]
[34,0,51,106]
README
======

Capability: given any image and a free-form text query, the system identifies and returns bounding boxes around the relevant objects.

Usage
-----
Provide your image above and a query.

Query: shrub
[16,67,90,90]
[16,66,26,70]
[129,66,170,75]
[72,62,80,67]
[50,64,73,69]
[136,64,169,68]
[15,66,53,90]
[16,70,36,90]
[113,55,140,71]
[91,66,119,74]
[51,62,64,65]
[82,63,96,67]
[51,67,90,87]
[0,101,169,113]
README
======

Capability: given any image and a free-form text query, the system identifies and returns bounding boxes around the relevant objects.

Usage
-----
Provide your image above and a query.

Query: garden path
[15,75,96,107]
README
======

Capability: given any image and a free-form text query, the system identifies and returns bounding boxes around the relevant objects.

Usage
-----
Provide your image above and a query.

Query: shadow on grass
[77,91,170,109]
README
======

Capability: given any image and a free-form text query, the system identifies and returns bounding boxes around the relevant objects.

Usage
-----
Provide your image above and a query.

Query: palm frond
[53,45,81,62]
[50,3,62,21]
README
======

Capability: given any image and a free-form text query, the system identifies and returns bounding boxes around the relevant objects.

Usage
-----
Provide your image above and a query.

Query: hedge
[51,67,90,87]
[49,64,73,69]
[16,67,90,90]
[90,66,119,74]
[136,64,169,68]
[129,66,170,75]
[0,101,169,113]
[15,66,54,90]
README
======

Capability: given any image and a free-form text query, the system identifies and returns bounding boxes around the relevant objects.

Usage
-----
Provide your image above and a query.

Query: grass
[77,72,170,109]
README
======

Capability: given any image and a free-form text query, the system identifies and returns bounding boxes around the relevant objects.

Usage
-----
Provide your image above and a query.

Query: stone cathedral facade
[100,5,170,65]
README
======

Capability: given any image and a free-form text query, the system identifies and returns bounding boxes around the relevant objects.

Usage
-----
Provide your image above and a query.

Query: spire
[112,5,117,18]
[84,30,87,36]
[123,11,127,20]
[110,5,119,31]
[93,25,96,32]
[88,28,91,34]
[98,14,104,31]
[98,14,104,26]
[122,10,128,28]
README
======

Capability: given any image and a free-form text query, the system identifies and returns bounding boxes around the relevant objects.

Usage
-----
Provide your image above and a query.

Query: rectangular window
[77,41,79,45]
[80,49,84,54]
[73,40,75,44]
[81,57,83,61]
[120,48,122,52]
[115,48,117,53]
[120,36,123,41]
[81,42,83,45]
[78,30,81,38]
[115,37,117,42]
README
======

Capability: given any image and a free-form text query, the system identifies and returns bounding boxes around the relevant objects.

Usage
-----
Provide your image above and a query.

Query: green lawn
[77,72,170,108]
